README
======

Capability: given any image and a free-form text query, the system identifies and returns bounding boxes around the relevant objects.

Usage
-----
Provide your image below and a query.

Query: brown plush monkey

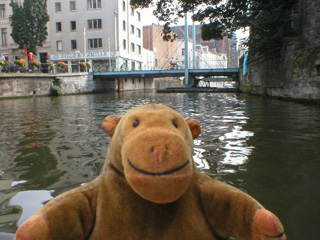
[15,104,286,240]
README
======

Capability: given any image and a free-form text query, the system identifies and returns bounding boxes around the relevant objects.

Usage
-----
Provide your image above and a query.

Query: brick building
[143,24,177,70]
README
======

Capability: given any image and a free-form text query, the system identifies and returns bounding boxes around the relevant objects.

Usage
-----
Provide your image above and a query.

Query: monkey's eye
[172,120,178,128]
[133,120,140,127]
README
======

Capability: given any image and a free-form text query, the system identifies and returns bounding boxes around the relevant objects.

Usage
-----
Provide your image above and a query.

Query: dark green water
[0,91,319,239]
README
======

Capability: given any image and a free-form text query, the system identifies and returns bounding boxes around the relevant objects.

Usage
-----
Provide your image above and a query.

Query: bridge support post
[192,16,196,69]
[184,12,189,87]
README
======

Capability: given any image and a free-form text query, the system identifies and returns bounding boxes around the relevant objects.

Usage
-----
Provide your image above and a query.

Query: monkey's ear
[185,118,201,139]
[102,115,122,137]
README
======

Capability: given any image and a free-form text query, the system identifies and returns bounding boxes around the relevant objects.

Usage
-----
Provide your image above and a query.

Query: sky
[141,8,190,26]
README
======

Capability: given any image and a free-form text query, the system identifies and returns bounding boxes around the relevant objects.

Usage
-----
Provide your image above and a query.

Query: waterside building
[48,0,148,72]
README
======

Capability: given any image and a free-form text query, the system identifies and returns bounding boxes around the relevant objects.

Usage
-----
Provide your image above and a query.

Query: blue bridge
[93,68,239,88]
[93,68,239,79]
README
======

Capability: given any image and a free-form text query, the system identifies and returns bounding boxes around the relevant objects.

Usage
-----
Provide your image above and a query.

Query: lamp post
[108,37,111,71]
[83,28,87,72]
[114,11,118,51]
[114,11,119,70]
[76,50,80,72]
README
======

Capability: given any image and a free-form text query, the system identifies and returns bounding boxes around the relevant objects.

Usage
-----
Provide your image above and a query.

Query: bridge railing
[1,58,237,74]
[90,59,236,73]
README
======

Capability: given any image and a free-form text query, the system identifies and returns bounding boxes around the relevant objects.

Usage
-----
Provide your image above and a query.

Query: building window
[56,22,62,32]
[70,0,76,11]
[122,0,125,11]
[87,0,101,10]
[71,40,77,50]
[131,6,134,16]
[122,20,126,31]
[137,28,141,38]
[55,2,61,12]
[88,38,102,49]
[137,45,141,54]
[0,4,5,18]
[137,12,141,21]
[88,19,102,30]
[70,21,76,31]
[57,41,63,51]
[1,28,7,45]
[182,48,185,56]
[131,42,135,52]
[130,25,134,34]
[123,39,126,50]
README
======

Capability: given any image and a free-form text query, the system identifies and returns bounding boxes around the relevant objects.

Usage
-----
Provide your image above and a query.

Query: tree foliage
[131,0,299,57]
[10,0,49,55]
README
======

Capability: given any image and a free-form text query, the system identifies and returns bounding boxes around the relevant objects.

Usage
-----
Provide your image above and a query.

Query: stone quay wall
[0,74,55,98]
[119,77,182,91]
[239,0,320,102]
[301,0,320,46]
[56,73,115,94]
[0,73,115,99]
[240,43,320,102]
[0,73,183,99]
[154,78,183,90]
[112,77,154,91]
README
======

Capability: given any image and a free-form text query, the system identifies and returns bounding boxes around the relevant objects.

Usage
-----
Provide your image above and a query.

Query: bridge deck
[93,68,239,79]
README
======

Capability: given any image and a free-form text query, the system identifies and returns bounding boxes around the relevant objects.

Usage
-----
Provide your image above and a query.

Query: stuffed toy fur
[15,104,286,240]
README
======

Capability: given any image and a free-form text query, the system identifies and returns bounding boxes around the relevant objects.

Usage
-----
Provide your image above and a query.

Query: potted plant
[14,59,26,72]
[47,63,54,72]
[14,59,26,68]
[57,61,67,72]
[79,62,91,72]
[29,60,41,71]
[0,60,7,72]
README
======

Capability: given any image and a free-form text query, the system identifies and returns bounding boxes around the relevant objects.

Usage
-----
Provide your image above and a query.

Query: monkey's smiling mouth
[127,159,190,176]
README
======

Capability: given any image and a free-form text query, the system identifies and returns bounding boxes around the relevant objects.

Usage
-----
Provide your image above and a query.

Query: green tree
[246,0,299,57]
[10,0,49,55]
[131,0,299,57]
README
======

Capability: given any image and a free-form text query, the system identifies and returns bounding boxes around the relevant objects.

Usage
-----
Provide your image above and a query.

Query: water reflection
[0,91,319,239]
[220,126,254,167]
[193,142,210,170]
[9,190,53,226]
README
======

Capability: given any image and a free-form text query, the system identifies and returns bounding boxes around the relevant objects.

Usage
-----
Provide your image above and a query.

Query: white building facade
[0,0,50,62]
[48,0,150,72]
[0,0,154,72]
[176,39,227,69]
[0,0,15,59]
[195,45,227,69]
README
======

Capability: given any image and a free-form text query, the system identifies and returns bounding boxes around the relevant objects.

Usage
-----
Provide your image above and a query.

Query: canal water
[0,91,319,239]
